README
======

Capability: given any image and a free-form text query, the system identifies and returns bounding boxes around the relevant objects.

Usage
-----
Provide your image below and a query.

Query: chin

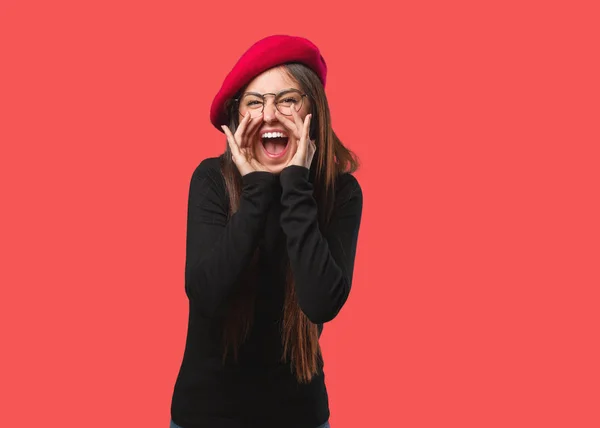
[254,154,289,175]
[253,139,294,175]
[264,163,288,175]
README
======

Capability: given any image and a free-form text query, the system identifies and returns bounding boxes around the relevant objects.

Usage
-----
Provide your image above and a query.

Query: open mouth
[260,131,290,158]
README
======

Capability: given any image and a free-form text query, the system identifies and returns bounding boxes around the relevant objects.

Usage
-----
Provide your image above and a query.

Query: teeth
[262,132,286,139]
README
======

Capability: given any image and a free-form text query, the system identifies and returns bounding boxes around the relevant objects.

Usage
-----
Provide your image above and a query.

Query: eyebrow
[242,88,299,96]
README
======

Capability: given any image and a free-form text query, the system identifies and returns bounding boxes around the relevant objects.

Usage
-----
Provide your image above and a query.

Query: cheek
[298,107,308,120]
[302,101,312,117]
[252,140,262,157]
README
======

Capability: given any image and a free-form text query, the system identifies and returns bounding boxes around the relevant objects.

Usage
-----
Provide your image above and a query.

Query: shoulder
[330,172,362,215]
[335,172,362,202]
[192,156,224,181]
[193,156,222,177]
[189,156,226,194]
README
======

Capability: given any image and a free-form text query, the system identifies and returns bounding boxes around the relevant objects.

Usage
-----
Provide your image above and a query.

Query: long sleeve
[184,158,278,317]
[279,165,363,324]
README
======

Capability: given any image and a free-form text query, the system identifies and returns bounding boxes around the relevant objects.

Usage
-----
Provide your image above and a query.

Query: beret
[210,34,327,132]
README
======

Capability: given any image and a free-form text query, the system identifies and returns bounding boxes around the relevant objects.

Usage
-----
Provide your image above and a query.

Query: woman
[170,35,363,428]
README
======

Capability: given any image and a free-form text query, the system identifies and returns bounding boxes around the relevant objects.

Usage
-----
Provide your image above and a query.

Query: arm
[279,165,363,324]
[184,158,277,317]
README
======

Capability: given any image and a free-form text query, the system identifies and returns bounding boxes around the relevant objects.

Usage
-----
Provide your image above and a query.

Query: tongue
[264,140,286,154]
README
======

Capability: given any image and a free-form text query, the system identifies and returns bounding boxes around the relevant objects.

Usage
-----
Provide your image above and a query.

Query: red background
[1,1,599,427]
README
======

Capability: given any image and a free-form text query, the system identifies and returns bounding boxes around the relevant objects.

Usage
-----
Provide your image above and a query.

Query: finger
[290,107,305,136]
[300,114,312,150]
[221,125,241,158]
[234,112,252,141]
[275,110,301,139]
[291,114,311,163]
[244,112,263,148]
[240,147,251,162]
[249,157,264,171]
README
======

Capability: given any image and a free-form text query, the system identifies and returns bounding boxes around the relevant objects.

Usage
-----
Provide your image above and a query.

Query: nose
[262,99,278,123]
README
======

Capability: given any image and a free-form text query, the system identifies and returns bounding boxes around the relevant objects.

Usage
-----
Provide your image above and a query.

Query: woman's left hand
[276,108,316,170]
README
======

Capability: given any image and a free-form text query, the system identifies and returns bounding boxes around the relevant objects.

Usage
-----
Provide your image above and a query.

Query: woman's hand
[275,108,316,170]
[221,112,269,176]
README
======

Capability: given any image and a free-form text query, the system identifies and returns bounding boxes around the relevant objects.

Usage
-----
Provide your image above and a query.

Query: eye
[240,94,264,108]
[277,95,302,107]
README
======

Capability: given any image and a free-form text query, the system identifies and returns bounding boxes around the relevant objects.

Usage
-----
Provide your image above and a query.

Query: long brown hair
[219,63,359,383]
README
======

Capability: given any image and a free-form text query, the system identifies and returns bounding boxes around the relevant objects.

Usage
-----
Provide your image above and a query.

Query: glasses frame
[233,88,309,118]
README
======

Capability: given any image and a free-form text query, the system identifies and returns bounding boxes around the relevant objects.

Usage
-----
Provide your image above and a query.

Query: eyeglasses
[233,88,308,118]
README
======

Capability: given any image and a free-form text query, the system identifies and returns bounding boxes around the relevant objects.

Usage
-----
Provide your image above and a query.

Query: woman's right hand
[221,112,268,176]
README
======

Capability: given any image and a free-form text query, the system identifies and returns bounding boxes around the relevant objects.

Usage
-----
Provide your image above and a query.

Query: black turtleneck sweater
[170,156,363,428]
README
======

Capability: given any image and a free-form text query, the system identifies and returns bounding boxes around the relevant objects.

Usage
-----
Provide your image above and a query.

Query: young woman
[169,35,363,428]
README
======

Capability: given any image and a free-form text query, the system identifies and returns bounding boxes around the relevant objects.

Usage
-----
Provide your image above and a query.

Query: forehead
[244,66,299,93]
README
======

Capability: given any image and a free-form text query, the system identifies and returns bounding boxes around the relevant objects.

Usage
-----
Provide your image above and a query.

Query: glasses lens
[239,94,264,117]
[276,91,303,115]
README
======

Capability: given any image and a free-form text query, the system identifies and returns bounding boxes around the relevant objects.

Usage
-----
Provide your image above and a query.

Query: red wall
[1,1,598,427]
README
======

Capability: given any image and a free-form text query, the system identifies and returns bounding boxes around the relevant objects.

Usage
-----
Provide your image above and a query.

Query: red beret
[210,35,327,132]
